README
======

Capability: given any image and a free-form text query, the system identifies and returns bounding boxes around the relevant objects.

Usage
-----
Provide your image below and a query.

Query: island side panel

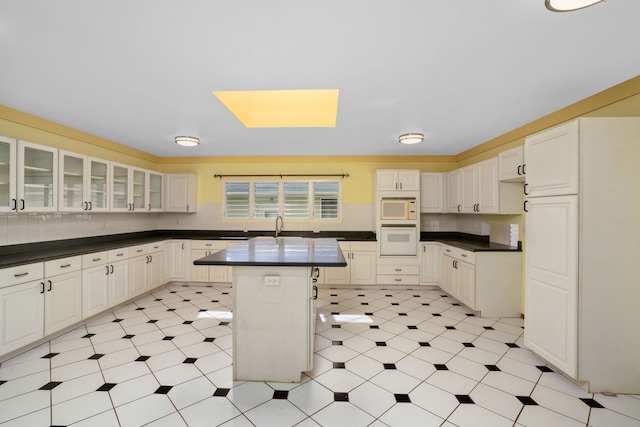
[232,265,313,382]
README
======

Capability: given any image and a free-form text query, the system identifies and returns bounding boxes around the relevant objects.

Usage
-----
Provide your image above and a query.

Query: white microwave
[380,198,417,220]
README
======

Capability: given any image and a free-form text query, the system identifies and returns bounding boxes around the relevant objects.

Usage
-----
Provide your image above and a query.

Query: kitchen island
[194,237,347,382]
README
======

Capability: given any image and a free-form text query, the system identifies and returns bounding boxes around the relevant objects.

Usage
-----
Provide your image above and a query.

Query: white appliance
[380,197,417,220]
[523,117,640,393]
[379,225,418,256]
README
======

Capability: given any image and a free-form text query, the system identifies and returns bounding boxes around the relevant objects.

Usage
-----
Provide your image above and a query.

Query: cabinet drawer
[0,263,43,288]
[192,240,227,251]
[377,274,420,285]
[441,246,476,264]
[377,265,420,275]
[109,248,129,262]
[129,244,148,257]
[82,251,109,268]
[44,256,82,276]
[350,241,376,251]
[147,241,164,253]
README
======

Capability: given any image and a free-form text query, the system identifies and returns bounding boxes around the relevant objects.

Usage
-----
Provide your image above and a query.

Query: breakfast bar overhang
[194,237,347,383]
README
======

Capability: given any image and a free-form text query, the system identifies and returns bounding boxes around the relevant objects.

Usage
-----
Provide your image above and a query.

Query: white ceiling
[1,1,639,158]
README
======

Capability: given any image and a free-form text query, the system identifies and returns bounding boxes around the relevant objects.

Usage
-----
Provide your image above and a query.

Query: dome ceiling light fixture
[545,0,605,12]
[175,136,200,147]
[398,133,424,145]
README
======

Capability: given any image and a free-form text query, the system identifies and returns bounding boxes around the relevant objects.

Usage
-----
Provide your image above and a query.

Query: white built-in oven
[379,225,418,256]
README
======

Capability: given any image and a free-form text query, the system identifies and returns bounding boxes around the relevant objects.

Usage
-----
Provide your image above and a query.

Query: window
[223,180,340,221]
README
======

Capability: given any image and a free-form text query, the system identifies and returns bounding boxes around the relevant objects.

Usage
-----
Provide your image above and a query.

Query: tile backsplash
[0,204,491,246]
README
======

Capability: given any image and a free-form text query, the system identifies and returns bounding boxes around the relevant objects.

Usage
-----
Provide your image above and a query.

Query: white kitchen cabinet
[524,117,640,393]
[58,150,109,212]
[419,242,440,284]
[107,248,129,307]
[524,120,579,197]
[499,146,525,182]
[82,252,110,319]
[129,244,149,298]
[110,163,148,212]
[446,169,462,213]
[0,262,44,356]
[43,256,82,335]
[17,140,58,212]
[165,240,191,281]
[147,242,164,289]
[420,173,445,213]
[323,241,376,285]
[165,173,198,212]
[440,244,521,317]
[0,136,17,213]
[147,171,163,212]
[376,169,420,191]
[460,164,479,213]
[191,240,230,283]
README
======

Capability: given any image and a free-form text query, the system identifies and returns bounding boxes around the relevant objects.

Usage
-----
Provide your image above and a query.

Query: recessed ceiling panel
[213,89,339,128]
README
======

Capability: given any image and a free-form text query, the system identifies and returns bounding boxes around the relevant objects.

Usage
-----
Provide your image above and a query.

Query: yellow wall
[1,75,639,207]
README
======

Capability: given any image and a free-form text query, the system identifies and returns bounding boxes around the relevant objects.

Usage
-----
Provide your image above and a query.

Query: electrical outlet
[264,276,280,286]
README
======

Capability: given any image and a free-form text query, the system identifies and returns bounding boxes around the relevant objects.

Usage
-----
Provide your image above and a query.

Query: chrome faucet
[275,215,284,237]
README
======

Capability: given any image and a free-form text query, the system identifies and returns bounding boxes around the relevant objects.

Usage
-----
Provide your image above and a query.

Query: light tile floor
[0,283,639,427]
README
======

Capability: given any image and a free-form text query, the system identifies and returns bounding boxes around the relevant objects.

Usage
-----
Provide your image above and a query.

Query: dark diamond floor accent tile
[386,295,393,297]
[97,383,117,392]
[203,338,215,343]
[456,395,475,404]
[466,313,476,317]
[394,394,411,403]
[122,335,135,339]
[383,363,397,370]
[39,381,62,390]
[418,342,431,347]
[333,362,345,369]
[167,308,176,312]
[536,365,554,373]
[483,326,495,330]
[364,312,374,316]
[42,353,59,359]
[370,325,379,329]
[211,300,219,303]
[485,365,501,371]
[398,313,407,316]
[516,396,538,405]
[375,342,387,347]
[357,294,365,297]
[147,320,158,324]
[196,291,203,294]
[407,326,418,330]
[445,326,456,330]
[136,307,145,311]
[222,292,229,295]
[432,313,442,317]
[440,295,448,297]
[183,321,193,324]
[155,385,173,394]
[88,354,105,360]
[136,356,151,362]
[182,299,190,302]
[213,388,230,397]
[506,343,520,348]
[434,364,448,371]
[413,295,420,297]
[273,390,289,399]
[332,341,343,346]
[332,325,342,329]
[0,381,6,386]
[162,336,175,341]
[463,343,475,348]
[82,333,95,338]
[451,303,460,306]
[184,358,198,364]
[334,392,349,402]
[361,303,369,305]
[219,322,229,326]
[331,294,338,297]
[331,302,339,305]
[580,398,605,408]
[199,309,207,312]
[154,298,162,301]
[422,303,430,306]
[170,291,177,293]
[391,303,399,306]
[112,319,123,322]
[331,312,339,315]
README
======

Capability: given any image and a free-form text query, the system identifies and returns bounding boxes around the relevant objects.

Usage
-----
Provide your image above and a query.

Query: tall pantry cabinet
[523,117,640,393]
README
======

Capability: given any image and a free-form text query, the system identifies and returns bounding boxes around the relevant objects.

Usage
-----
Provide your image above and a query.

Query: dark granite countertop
[420,232,521,252]
[194,237,348,267]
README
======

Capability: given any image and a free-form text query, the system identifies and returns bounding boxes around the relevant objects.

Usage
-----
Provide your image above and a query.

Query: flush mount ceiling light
[545,0,605,12]
[175,136,200,147]
[398,133,424,145]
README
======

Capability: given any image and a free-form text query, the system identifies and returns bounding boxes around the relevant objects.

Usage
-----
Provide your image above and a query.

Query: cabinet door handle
[60,263,71,268]
[148,203,151,211]
[20,199,25,210]
[522,164,526,175]
[461,254,467,258]
[93,257,102,262]
[40,282,45,294]
[116,253,124,257]
[47,280,52,292]
[523,183,529,196]
[137,249,143,253]
[517,165,522,176]
[14,272,29,278]
[186,204,190,212]
[524,200,529,213]
[395,278,402,282]
[313,285,318,300]
[182,243,185,250]
[106,266,110,275]
[395,268,402,272]
[83,201,88,211]
[457,204,461,212]
[89,201,92,211]
[110,264,114,274]
[11,198,17,211]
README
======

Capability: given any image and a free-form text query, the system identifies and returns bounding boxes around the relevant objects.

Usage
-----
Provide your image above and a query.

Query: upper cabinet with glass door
[0,136,17,213]
[110,163,158,213]
[110,163,130,212]
[147,171,163,212]
[58,150,109,212]
[17,140,58,212]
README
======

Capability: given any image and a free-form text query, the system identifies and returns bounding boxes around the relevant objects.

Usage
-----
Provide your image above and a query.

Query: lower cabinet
[129,246,149,299]
[43,257,83,335]
[441,253,475,308]
[82,252,110,319]
[148,243,164,289]
[323,241,376,285]
[420,243,440,284]
[164,240,191,282]
[191,241,231,283]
